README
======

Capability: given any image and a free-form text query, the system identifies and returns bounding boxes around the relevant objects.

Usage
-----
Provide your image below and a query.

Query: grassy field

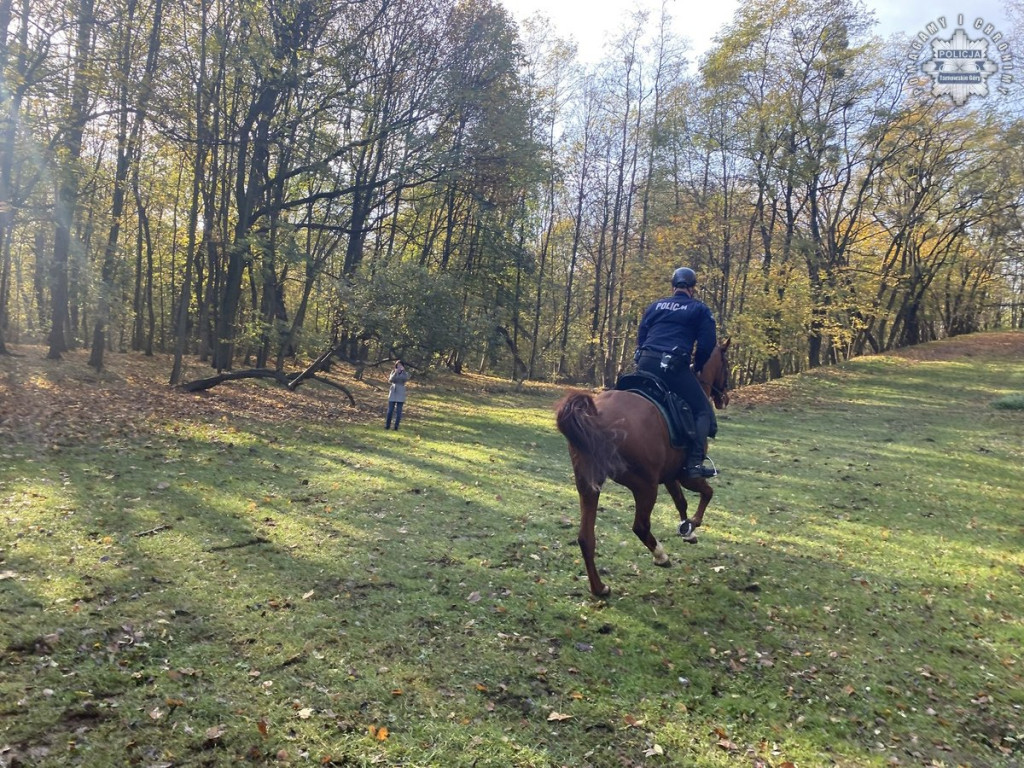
[1,333,1022,768]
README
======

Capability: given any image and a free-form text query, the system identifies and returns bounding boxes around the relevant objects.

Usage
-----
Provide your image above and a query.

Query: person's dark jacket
[635,292,717,371]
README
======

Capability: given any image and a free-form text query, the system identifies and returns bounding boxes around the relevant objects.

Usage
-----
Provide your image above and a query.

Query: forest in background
[1,0,1022,389]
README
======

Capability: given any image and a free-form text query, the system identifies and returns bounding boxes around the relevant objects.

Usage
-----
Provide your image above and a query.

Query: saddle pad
[613,373,693,448]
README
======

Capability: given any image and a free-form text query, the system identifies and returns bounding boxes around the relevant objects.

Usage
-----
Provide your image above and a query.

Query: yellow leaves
[165,667,199,681]
[713,726,738,752]
[367,725,389,741]
[547,711,572,722]
[623,714,644,728]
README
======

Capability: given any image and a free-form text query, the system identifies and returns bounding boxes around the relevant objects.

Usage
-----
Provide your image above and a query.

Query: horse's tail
[555,391,625,490]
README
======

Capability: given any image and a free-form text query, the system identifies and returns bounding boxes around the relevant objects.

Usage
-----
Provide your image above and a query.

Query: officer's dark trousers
[636,355,713,461]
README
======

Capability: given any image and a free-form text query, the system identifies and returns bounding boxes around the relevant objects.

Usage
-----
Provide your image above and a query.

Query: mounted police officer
[634,267,719,479]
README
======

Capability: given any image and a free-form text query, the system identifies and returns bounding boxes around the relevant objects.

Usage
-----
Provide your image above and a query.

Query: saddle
[614,372,696,449]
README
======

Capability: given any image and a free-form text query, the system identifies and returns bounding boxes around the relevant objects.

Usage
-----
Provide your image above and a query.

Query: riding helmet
[671,267,697,288]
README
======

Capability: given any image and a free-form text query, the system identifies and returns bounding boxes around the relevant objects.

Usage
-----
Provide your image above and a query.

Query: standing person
[385,360,410,430]
[634,267,719,478]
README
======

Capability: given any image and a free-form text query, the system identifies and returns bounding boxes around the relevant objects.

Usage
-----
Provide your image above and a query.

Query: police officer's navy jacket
[636,292,717,372]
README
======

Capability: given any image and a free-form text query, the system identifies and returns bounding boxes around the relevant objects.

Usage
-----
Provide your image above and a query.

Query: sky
[498,0,1016,65]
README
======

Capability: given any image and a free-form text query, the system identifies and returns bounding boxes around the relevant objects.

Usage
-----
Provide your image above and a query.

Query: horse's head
[700,338,731,410]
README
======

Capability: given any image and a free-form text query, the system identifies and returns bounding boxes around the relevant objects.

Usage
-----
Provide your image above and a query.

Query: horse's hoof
[652,543,670,567]
[679,521,699,544]
[594,586,611,598]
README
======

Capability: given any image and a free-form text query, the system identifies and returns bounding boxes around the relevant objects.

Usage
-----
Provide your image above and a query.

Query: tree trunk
[170,0,209,385]
[48,0,96,359]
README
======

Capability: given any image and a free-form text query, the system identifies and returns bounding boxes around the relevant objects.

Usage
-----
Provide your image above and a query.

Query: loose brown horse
[555,339,731,597]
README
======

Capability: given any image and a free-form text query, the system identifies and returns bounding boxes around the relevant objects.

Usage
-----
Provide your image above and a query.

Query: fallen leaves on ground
[0,346,376,450]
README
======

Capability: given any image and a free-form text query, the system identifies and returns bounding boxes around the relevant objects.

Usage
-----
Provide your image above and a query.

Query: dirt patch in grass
[0,345,380,449]
[890,330,1024,361]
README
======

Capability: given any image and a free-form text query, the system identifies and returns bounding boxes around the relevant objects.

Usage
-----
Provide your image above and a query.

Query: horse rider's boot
[684,448,716,479]
[685,417,717,478]
[685,454,717,479]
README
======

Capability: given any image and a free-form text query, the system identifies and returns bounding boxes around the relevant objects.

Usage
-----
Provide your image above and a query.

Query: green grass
[1,337,1023,767]
[991,394,1024,411]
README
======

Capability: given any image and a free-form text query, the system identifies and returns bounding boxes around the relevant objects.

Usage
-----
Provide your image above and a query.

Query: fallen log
[287,346,337,391]
[178,368,290,392]
[178,367,355,405]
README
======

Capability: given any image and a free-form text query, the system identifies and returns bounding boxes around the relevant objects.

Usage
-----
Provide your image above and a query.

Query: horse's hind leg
[575,480,610,598]
[631,483,670,568]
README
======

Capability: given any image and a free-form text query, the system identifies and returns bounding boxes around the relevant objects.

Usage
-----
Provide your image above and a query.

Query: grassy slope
[1,333,1022,768]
